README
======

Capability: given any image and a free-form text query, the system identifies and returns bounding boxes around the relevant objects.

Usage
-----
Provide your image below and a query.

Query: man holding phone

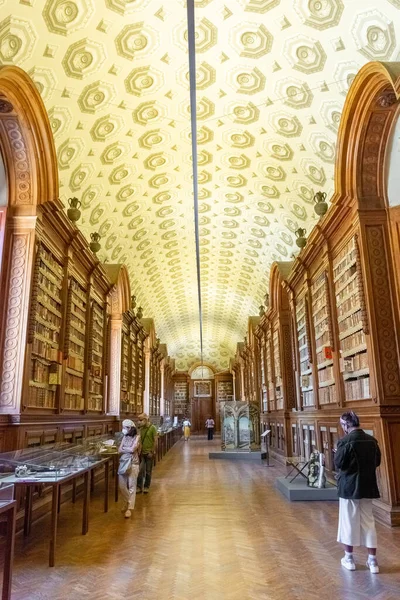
[334,411,381,573]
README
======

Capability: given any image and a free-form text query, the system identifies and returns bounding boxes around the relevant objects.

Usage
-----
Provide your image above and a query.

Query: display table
[1,457,110,567]
[0,500,16,600]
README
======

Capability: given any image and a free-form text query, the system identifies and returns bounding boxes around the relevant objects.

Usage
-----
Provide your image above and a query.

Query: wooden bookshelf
[27,244,63,409]
[311,271,336,405]
[174,379,188,415]
[260,336,268,412]
[216,380,233,402]
[333,237,371,401]
[64,278,87,411]
[88,299,105,412]
[273,328,283,410]
[296,295,314,408]
[120,323,129,414]
[136,333,144,414]
[129,325,137,413]
[265,328,275,412]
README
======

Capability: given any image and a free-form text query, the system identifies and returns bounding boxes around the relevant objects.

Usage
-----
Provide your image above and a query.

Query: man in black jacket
[334,411,381,573]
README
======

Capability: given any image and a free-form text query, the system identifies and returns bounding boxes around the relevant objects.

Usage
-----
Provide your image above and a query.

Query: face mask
[122,427,130,435]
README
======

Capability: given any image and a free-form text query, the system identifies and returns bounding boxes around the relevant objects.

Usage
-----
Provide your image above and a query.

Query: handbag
[118,453,132,475]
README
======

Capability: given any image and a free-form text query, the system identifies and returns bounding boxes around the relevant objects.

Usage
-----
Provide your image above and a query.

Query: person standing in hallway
[118,419,141,518]
[205,415,215,440]
[137,413,158,494]
[182,417,191,441]
[334,411,381,573]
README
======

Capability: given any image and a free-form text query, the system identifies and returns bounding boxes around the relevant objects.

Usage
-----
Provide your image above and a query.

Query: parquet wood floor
[7,438,400,600]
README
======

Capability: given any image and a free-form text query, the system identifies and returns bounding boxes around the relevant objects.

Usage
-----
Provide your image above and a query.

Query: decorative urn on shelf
[313,191,328,217]
[259,305,265,317]
[89,232,101,254]
[295,228,307,249]
[67,197,81,223]
[137,306,143,319]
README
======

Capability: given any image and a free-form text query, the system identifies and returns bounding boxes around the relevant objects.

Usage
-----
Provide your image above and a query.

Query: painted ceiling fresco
[1,0,399,370]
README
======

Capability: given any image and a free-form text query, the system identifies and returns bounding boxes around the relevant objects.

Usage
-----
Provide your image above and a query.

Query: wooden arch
[333,61,400,210]
[103,264,131,316]
[0,66,58,212]
[188,362,216,378]
[268,261,293,315]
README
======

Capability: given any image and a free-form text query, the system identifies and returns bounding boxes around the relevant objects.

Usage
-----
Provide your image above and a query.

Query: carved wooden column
[107,316,122,416]
[0,215,37,414]
[357,211,400,526]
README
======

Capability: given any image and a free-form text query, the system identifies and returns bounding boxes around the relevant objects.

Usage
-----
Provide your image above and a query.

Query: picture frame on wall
[194,381,211,397]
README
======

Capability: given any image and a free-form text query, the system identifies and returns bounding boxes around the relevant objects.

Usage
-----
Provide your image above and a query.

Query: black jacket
[334,429,381,499]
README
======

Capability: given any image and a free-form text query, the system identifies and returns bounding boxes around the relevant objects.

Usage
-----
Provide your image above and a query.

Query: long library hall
[1,1,400,599]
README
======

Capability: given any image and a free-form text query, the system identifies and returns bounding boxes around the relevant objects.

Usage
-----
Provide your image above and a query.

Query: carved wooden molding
[376,90,397,108]
[0,118,32,205]
[0,100,13,113]
[0,234,30,409]
[0,65,58,208]
[365,225,400,398]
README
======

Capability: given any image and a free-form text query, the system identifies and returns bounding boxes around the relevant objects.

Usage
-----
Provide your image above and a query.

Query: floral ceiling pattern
[1,0,399,371]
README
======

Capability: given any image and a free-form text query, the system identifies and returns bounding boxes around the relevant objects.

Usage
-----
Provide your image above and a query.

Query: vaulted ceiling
[1,0,399,371]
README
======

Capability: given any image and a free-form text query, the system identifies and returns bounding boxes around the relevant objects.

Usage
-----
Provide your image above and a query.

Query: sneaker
[143,487,149,494]
[341,556,356,571]
[366,559,379,574]
[136,488,142,494]
[124,509,131,518]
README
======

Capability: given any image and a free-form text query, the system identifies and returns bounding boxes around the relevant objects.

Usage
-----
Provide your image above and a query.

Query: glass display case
[220,401,261,451]
[0,447,103,483]
[56,434,119,458]
[0,482,14,504]
[220,401,250,451]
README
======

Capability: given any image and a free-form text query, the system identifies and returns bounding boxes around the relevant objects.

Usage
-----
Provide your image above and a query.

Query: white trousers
[337,498,377,548]
[118,464,140,510]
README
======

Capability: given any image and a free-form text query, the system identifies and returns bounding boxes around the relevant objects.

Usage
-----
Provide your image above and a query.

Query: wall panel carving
[0,233,30,409]
[0,117,32,205]
[365,225,400,398]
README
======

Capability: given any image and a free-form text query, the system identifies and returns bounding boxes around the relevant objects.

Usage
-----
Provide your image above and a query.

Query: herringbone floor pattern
[8,438,400,599]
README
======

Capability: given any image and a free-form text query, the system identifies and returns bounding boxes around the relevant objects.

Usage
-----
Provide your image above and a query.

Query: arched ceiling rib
[1,0,399,370]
